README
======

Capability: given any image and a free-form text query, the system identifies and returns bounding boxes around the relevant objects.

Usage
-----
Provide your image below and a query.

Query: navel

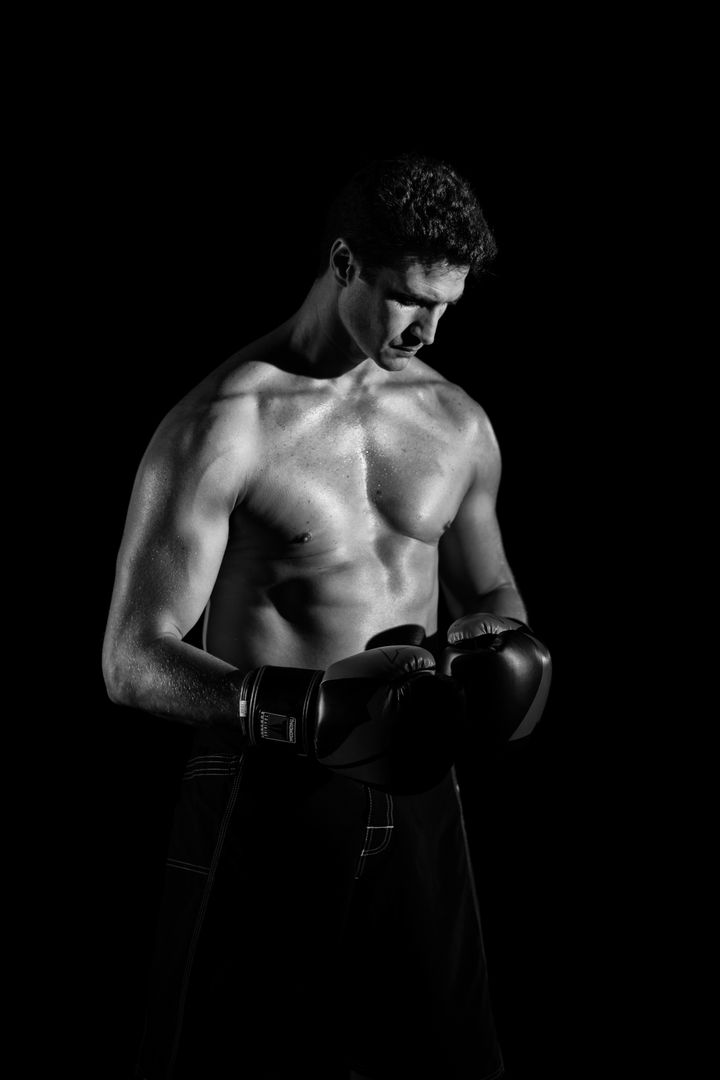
[291,531,313,544]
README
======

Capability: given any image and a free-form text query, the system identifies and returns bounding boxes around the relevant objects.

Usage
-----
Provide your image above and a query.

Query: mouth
[392,344,419,354]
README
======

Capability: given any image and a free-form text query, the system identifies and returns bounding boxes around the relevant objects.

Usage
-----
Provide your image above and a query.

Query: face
[338,257,469,370]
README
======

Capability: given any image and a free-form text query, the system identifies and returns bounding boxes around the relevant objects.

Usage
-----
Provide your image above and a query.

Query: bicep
[439,487,515,606]
[107,429,239,646]
[439,418,516,607]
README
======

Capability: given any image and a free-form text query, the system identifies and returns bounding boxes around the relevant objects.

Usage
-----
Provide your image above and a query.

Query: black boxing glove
[439,613,552,748]
[239,645,465,795]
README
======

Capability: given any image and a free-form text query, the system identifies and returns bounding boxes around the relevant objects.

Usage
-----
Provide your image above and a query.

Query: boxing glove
[439,613,552,748]
[239,645,464,794]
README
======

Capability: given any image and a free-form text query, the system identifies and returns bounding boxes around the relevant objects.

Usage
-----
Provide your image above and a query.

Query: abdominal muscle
[202,537,441,673]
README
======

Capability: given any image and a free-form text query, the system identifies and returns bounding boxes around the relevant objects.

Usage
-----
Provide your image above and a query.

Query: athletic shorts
[134,728,505,1080]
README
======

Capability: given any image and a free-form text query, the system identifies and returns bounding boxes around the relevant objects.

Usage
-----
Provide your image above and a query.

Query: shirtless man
[103,155,550,1080]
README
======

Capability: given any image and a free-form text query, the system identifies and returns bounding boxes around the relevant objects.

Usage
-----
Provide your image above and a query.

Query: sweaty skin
[103,255,526,730]
[206,348,494,668]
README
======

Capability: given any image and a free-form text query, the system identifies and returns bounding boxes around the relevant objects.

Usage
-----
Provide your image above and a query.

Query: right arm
[102,397,251,730]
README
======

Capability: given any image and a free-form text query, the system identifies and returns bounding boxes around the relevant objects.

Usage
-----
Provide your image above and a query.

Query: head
[330,247,468,369]
[317,153,496,368]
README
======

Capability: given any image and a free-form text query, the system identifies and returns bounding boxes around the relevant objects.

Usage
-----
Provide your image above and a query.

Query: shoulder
[151,330,295,453]
[410,360,500,459]
[138,341,288,507]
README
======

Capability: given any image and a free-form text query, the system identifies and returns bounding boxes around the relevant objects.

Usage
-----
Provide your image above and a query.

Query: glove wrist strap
[239,666,323,753]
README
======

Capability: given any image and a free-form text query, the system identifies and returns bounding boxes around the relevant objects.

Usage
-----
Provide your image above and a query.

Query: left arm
[438,409,527,625]
[438,409,552,742]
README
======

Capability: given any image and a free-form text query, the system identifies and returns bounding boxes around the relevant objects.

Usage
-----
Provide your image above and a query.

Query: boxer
[104,153,551,1079]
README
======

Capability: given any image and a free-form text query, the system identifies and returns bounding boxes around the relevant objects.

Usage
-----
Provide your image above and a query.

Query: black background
[45,89,639,1078]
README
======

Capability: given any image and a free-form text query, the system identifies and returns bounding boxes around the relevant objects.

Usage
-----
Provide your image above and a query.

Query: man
[103,154,550,1079]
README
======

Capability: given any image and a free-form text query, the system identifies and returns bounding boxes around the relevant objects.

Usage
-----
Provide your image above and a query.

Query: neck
[286,273,372,381]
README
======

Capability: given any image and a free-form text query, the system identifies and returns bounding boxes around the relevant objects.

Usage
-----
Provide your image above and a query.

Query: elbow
[102,652,131,707]
[104,674,129,708]
[102,636,142,708]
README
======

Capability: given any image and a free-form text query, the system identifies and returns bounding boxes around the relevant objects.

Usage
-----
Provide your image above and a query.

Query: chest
[241,392,472,547]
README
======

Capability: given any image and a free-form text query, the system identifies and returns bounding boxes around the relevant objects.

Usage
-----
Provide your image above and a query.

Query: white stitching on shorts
[182,754,241,780]
[355,790,394,878]
[165,857,211,876]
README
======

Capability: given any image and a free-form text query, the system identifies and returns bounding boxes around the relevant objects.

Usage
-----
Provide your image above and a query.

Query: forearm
[460,583,528,624]
[103,632,245,730]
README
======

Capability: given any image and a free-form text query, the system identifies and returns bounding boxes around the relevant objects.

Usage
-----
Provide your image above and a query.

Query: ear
[329,239,358,288]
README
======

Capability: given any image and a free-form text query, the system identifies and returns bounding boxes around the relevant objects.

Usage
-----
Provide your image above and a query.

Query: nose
[410,307,444,346]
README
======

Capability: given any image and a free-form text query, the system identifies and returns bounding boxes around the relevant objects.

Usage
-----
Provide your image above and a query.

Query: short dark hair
[316,153,497,280]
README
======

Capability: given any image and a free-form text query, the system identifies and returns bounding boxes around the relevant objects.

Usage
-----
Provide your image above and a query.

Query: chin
[376,347,413,371]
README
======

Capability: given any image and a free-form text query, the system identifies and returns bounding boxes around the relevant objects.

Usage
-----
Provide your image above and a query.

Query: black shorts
[135,730,505,1080]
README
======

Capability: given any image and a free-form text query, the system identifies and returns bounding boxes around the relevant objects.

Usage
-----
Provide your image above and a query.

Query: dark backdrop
[58,114,620,1078]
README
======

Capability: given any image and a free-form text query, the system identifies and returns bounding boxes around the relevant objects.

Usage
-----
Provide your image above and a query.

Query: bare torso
[103,264,519,729]
[200,334,479,671]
